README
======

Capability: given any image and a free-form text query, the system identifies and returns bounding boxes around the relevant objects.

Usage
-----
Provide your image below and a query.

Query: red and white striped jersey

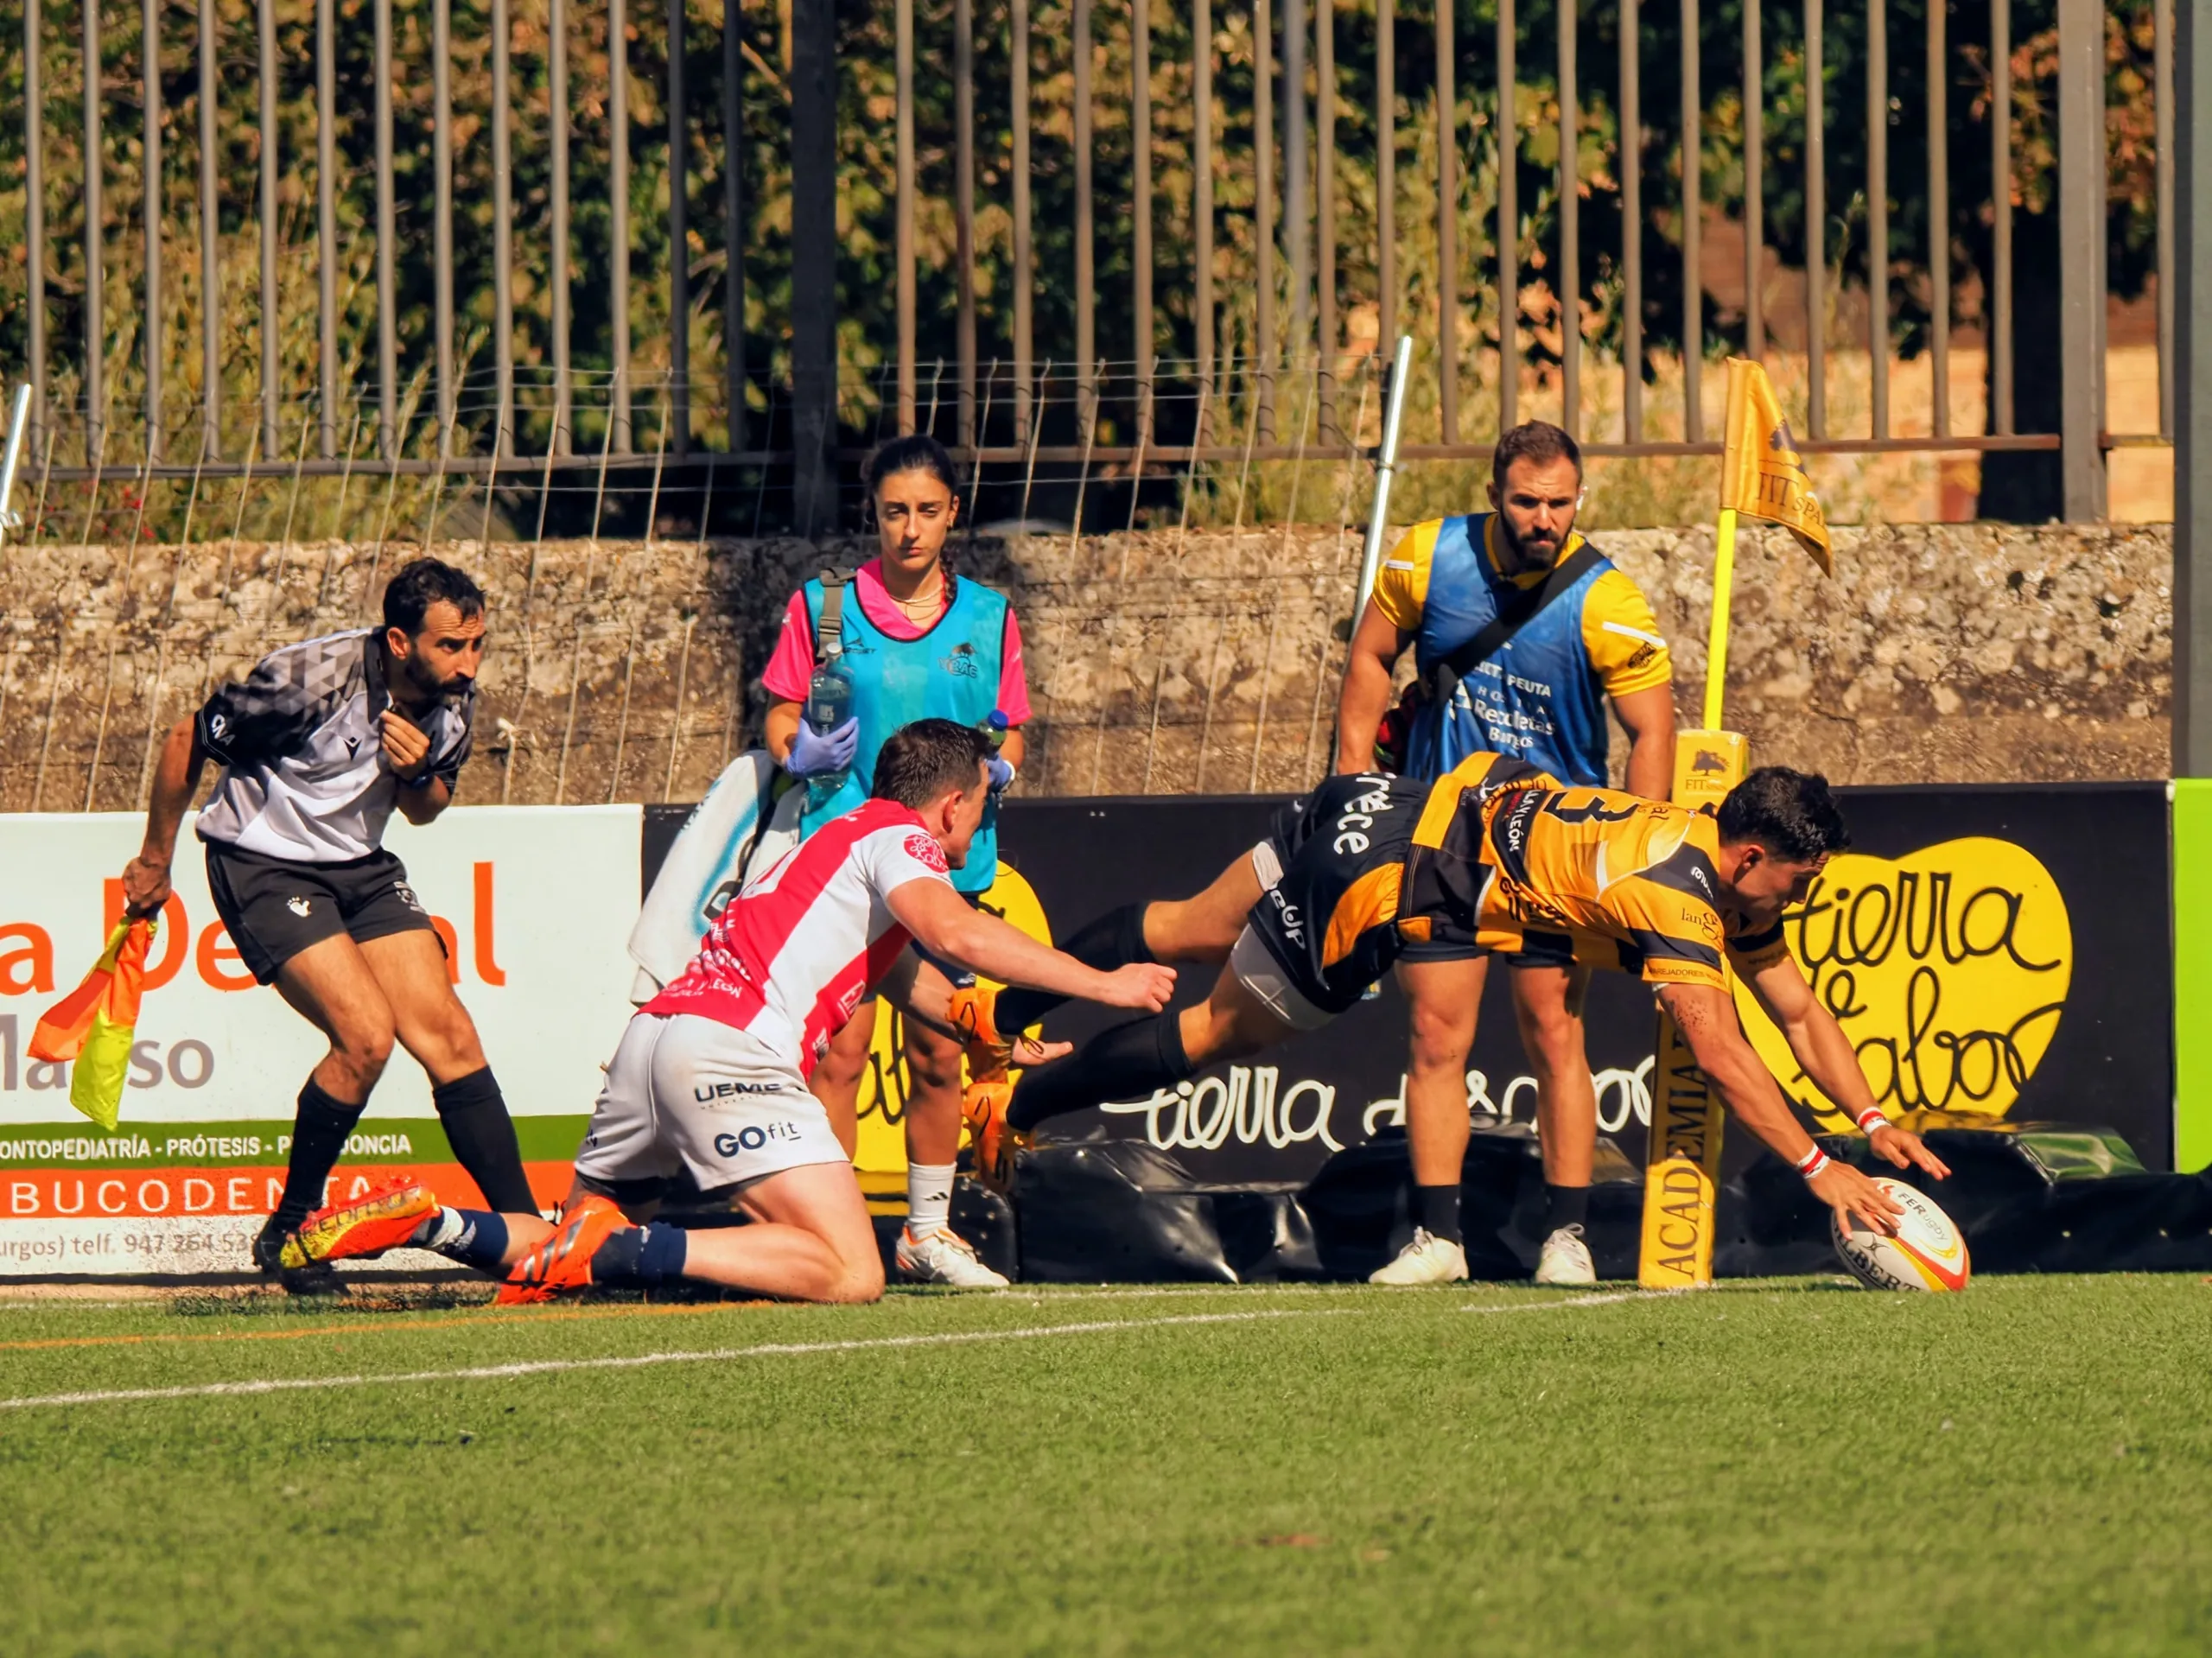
[643,798,953,1074]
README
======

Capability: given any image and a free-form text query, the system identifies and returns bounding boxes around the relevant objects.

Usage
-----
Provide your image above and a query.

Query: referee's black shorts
[203,841,442,983]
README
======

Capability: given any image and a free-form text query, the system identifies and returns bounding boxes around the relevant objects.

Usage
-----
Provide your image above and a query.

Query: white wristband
[1853,1108,1891,1135]
[1794,1144,1831,1181]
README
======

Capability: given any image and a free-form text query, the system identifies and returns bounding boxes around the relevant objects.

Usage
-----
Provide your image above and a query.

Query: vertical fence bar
[1134,0,1154,438]
[1741,0,1760,360]
[896,0,917,431]
[2158,0,2174,438]
[375,0,395,455]
[611,0,632,451]
[26,0,45,445]
[668,0,690,454]
[1316,0,1335,435]
[1805,0,1823,435]
[1255,0,1275,434]
[1073,0,1096,435]
[956,0,976,445]
[1619,0,1640,441]
[1437,0,1456,443]
[1283,0,1308,357]
[143,0,163,462]
[257,0,277,456]
[1376,0,1393,361]
[1679,0,1699,440]
[1193,0,1214,426]
[1495,0,1514,436]
[553,0,574,453]
[1014,0,1033,441]
[316,0,337,456]
[723,0,744,450]
[1927,0,1948,435]
[85,0,106,451]
[1993,0,2012,434]
[1559,0,1578,432]
[434,0,455,455]
[1867,0,1887,438]
[2056,0,2106,518]
[493,0,515,455]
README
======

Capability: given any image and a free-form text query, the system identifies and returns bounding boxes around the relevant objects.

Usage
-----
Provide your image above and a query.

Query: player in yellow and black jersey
[960,755,1949,1243]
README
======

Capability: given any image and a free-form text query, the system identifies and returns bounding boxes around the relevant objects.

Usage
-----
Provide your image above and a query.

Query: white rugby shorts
[573,1013,849,1195]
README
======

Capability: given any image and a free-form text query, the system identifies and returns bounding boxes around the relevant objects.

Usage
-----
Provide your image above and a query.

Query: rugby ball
[1830,1177,1971,1292]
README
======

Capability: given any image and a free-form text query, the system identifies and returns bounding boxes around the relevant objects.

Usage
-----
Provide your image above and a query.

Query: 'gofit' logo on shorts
[714,1122,802,1156]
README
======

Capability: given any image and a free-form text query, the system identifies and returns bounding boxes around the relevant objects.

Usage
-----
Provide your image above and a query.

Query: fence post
[2056,0,2107,522]
[790,0,840,536]
[2176,0,2212,774]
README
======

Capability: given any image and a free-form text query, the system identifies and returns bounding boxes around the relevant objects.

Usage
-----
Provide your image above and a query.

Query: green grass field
[3,1274,2209,1655]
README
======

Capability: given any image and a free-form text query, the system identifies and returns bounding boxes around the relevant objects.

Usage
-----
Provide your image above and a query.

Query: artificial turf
[0,1274,2208,1655]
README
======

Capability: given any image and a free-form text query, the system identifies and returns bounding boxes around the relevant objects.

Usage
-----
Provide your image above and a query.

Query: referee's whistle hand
[378,709,433,778]
[119,855,173,917]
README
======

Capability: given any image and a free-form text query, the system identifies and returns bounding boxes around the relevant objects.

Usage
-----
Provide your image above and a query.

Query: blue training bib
[799,573,1012,894]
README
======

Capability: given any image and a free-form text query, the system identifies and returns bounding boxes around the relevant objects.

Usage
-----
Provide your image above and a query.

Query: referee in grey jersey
[120,558,536,1290]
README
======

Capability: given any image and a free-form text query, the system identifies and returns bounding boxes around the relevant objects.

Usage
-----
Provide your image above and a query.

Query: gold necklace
[889,569,946,619]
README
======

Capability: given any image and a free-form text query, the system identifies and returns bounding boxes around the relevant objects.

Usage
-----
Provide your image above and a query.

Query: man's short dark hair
[1716,767,1852,862]
[1492,420,1584,493]
[870,719,991,809]
[382,558,486,637]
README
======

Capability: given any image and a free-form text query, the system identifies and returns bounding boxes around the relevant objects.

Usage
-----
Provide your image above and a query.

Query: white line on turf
[1459,1291,1645,1314]
[0,1307,1361,1411]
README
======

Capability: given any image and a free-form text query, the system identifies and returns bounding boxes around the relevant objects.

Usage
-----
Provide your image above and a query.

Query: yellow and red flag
[30,918,158,1133]
[1719,356,1832,573]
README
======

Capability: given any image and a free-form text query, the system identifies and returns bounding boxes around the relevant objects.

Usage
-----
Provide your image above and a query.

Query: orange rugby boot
[496,1194,632,1305]
[281,1178,441,1268]
[962,1077,1028,1196]
[948,982,1012,1085]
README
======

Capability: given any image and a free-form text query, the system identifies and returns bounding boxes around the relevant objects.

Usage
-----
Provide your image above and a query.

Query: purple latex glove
[986,754,1016,793]
[785,715,861,778]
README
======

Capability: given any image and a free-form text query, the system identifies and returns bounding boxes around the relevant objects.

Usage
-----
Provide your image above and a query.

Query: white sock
[906,1162,957,1238]
[412,1207,464,1251]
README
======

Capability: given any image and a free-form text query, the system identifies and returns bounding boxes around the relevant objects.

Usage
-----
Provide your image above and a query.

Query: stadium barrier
[0,782,2192,1279]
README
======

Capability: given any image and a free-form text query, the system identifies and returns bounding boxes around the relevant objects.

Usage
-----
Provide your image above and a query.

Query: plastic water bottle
[803,652,855,809]
[980,708,1010,751]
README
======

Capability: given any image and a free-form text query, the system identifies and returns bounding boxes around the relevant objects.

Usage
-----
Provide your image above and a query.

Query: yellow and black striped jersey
[1400,755,1789,990]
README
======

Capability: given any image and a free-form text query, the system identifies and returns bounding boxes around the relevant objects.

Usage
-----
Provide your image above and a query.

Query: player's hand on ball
[120,855,172,917]
[379,708,432,778]
[1870,1123,1951,1180]
[1811,1161,1904,1237]
[1102,962,1178,1012]
[1009,1035,1073,1067]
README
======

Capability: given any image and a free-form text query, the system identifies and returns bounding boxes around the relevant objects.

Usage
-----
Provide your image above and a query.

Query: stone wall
[0,518,2171,815]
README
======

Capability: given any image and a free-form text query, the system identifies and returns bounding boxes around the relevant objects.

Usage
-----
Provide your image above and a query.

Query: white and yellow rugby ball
[1831,1177,1971,1293]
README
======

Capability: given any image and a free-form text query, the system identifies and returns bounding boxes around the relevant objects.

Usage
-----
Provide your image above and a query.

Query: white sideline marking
[0,1307,1361,1412]
[1459,1291,1645,1314]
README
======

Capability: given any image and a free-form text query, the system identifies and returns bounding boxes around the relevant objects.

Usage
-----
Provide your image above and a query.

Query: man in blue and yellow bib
[1335,420,1675,1287]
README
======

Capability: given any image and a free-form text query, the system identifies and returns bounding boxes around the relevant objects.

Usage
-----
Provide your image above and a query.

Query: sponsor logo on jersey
[939,642,982,678]
[905,833,950,873]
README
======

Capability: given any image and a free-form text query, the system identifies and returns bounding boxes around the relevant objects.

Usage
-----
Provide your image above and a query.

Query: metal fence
[1,0,2171,528]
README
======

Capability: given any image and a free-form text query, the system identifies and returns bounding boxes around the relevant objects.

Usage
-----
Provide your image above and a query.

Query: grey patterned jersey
[193,629,474,862]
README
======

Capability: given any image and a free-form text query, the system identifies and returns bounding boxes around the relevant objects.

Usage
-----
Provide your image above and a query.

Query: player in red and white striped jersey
[283,720,1175,1304]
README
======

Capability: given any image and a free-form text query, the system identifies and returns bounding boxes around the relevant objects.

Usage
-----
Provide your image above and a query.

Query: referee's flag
[30,918,157,1133]
[1719,357,1832,573]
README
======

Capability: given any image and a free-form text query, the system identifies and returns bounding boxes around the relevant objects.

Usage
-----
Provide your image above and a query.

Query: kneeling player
[963,755,1947,1252]
[285,720,1174,1302]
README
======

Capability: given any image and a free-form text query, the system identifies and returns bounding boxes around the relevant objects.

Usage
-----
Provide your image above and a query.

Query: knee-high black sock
[1007,1013,1195,1131]
[272,1079,365,1229]
[994,904,1155,1033]
[433,1068,537,1214]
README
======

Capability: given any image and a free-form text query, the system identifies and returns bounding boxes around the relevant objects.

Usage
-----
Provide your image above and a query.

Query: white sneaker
[1534,1223,1597,1286]
[1369,1227,1469,1286]
[894,1226,1010,1289]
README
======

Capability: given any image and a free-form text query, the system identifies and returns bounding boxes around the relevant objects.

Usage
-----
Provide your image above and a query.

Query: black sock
[1417,1184,1464,1244]
[1006,1011,1193,1131]
[994,904,1155,1032]
[271,1079,365,1230]
[433,1068,537,1214]
[589,1223,689,1287]
[1544,1183,1590,1235]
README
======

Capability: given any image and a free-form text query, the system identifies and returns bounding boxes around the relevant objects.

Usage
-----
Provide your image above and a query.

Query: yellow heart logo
[1732,837,2072,1129]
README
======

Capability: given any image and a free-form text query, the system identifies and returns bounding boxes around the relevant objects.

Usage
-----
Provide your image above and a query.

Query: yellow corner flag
[1720,357,1832,574]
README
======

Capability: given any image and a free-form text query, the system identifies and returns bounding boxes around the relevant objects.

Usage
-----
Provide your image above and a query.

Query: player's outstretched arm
[887,879,1177,1013]
[875,950,1072,1068]
[1736,950,1952,1182]
[120,716,207,916]
[1657,981,1904,1237]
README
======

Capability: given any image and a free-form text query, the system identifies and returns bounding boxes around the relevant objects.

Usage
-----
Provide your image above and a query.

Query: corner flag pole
[1351,334,1415,620]
[1703,505,1739,729]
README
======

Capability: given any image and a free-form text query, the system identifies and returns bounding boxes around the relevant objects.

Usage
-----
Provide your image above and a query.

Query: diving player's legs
[1510,962,1600,1285]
